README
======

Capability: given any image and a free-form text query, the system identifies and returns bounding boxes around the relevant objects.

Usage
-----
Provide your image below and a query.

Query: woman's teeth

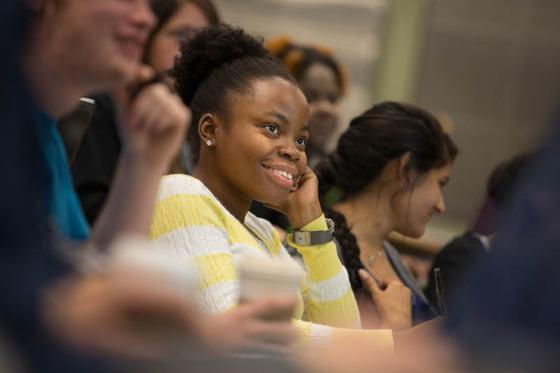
[264,166,294,181]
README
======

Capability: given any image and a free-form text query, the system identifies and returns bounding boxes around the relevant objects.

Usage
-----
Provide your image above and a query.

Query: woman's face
[147,2,209,74]
[211,77,309,206]
[299,62,341,153]
[393,164,452,238]
[35,0,155,93]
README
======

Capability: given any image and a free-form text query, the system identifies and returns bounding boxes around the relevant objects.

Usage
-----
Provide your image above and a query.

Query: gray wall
[416,0,560,224]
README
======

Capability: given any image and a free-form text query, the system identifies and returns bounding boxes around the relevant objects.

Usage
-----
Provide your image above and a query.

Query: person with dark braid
[316,102,458,329]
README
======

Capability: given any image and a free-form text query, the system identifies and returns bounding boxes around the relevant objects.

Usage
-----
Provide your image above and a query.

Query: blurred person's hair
[171,24,296,163]
[316,102,458,291]
[266,36,347,97]
[487,152,536,211]
[142,0,220,63]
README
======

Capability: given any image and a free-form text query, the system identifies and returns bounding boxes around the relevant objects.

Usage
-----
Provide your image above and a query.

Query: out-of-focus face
[299,62,341,154]
[393,164,452,238]
[211,78,310,206]
[147,2,210,74]
[35,0,155,90]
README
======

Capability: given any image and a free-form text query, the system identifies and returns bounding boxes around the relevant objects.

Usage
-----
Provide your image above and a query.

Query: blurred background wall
[213,0,560,242]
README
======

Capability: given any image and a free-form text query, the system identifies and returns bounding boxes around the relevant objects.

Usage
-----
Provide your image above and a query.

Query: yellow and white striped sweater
[150,174,393,348]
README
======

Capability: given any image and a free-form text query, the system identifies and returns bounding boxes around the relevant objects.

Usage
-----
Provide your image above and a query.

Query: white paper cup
[237,255,304,320]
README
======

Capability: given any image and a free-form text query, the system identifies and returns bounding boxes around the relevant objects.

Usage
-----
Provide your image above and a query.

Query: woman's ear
[397,152,417,187]
[198,113,220,147]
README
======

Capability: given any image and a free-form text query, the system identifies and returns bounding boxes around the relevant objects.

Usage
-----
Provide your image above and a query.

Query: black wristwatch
[292,218,335,246]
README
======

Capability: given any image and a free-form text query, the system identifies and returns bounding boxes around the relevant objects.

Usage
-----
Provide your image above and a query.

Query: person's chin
[401,225,425,239]
[412,226,427,239]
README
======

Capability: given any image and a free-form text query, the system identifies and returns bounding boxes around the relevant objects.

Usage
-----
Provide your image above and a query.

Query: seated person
[426,152,535,313]
[70,0,220,225]
[149,24,394,348]
[315,102,458,327]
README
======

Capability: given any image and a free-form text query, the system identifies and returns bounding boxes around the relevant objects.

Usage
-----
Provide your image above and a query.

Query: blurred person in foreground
[70,0,221,226]
[0,0,300,370]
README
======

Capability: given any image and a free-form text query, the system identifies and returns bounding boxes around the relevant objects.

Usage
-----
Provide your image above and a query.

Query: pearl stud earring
[206,140,212,146]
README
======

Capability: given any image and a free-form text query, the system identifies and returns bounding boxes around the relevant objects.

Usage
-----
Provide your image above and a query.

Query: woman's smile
[261,163,298,190]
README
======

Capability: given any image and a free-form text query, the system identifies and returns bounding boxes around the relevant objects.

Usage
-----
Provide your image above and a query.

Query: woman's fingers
[359,269,381,295]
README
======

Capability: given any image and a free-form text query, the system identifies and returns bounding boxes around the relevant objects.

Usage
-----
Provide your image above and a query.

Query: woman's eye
[264,124,279,135]
[295,137,307,147]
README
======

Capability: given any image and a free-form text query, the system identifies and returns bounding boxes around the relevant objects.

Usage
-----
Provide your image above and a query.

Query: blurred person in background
[443,116,560,371]
[426,151,535,314]
[70,0,221,226]
[316,102,458,328]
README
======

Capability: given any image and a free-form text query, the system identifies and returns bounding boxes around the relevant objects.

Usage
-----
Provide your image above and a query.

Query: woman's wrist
[288,202,323,230]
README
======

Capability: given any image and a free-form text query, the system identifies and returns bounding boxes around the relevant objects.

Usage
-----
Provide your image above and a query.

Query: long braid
[316,156,364,293]
[324,208,364,293]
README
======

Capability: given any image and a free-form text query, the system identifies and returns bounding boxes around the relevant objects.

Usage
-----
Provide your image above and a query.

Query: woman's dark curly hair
[317,101,458,292]
[171,24,296,163]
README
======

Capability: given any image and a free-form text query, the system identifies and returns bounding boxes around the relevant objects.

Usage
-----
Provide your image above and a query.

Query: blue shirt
[35,109,90,240]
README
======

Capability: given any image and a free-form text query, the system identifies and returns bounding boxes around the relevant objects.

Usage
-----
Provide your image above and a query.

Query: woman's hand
[199,297,298,352]
[266,166,322,229]
[114,65,191,172]
[42,274,297,359]
[41,273,200,359]
[359,269,412,331]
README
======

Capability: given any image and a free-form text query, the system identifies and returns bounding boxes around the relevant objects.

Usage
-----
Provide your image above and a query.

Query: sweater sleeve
[287,215,361,329]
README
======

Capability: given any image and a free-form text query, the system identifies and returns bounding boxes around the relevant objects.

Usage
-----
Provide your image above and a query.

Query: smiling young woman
[148,25,394,348]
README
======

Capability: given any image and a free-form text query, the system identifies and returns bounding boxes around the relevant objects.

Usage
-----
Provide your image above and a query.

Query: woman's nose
[278,143,300,161]
[435,196,446,214]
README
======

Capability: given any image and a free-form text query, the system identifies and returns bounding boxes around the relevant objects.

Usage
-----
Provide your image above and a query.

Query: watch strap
[292,218,335,246]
